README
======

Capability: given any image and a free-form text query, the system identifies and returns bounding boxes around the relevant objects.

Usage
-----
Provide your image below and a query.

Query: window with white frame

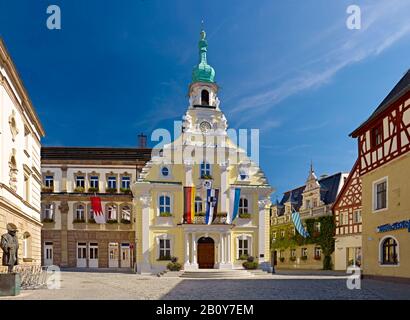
[159,238,171,260]
[301,247,308,257]
[107,176,117,189]
[239,197,248,214]
[90,176,99,189]
[353,210,362,224]
[339,212,348,226]
[195,196,202,213]
[75,204,85,220]
[121,176,131,189]
[238,237,250,258]
[272,231,277,240]
[200,162,211,178]
[43,203,54,220]
[374,178,387,211]
[159,194,171,214]
[76,176,85,188]
[107,204,117,220]
[121,205,131,222]
[44,175,54,188]
[290,249,296,258]
[314,222,321,232]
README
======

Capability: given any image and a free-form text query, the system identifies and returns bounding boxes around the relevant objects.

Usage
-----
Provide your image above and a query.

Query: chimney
[137,133,147,148]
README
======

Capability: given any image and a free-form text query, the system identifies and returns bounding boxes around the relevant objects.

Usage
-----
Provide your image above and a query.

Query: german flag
[184,186,195,223]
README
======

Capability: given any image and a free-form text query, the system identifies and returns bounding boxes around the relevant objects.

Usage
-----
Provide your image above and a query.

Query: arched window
[22,232,31,259]
[107,204,117,221]
[381,237,398,265]
[239,197,248,214]
[159,195,171,214]
[201,89,209,105]
[200,162,211,178]
[121,205,131,222]
[75,204,85,220]
[195,196,202,213]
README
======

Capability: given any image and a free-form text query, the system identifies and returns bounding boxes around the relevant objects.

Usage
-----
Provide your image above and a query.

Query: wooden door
[198,237,215,269]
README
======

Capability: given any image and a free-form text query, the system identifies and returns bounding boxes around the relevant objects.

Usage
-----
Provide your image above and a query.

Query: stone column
[139,194,151,274]
[184,232,191,269]
[191,233,198,269]
[220,234,225,264]
[227,232,232,264]
[61,166,67,192]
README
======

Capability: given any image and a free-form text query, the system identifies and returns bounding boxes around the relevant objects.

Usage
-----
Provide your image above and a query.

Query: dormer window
[201,89,209,105]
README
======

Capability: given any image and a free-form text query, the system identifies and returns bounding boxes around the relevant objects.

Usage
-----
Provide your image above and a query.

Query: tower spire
[192,22,215,83]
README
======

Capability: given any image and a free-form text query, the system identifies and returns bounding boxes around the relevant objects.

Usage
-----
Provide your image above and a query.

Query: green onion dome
[192,30,215,83]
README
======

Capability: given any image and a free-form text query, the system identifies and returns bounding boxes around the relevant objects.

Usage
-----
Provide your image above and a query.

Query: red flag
[90,196,105,224]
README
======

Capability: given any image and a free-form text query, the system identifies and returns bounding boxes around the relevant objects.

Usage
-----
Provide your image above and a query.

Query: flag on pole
[227,188,241,224]
[90,196,105,224]
[184,186,195,224]
[205,189,219,225]
[291,210,310,238]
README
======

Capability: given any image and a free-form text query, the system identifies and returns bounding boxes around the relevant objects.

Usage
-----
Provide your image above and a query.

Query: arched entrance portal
[197,237,215,269]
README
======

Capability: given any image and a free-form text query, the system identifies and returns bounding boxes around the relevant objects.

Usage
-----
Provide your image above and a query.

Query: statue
[1,223,19,273]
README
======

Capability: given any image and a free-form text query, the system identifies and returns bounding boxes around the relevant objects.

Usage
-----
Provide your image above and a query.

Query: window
[44,175,54,188]
[201,89,209,105]
[76,176,85,188]
[272,231,277,240]
[314,247,322,258]
[159,195,171,214]
[239,197,248,214]
[340,212,349,226]
[238,239,249,258]
[121,205,131,222]
[306,200,311,209]
[313,199,318,207]
[24,175,30,201]
[89,205,94,220]
[159,239,171,260]
[107,204,117,220]
[279,250,284,258]
[200,162,211,178]
[43,203,54,220]
[195,196,202,213]
[353,210,362,224]
[280,230,285,239]
[371,124,383,148]
[374,179,387,211]
[75,204,85,220]
[161,167,169,177]
[90,176,99,189]
[381,237,398,265]
[301,247,308,257]
[239,167,248,181]
[290,249,296,258]
[22,232,31,259]
[314,222,321,233]
[121,176,131,189]
[107,176,117,189]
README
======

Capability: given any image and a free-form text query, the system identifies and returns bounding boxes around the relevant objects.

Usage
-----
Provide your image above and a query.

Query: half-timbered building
[332,160,362,271]
[350,69,410,279]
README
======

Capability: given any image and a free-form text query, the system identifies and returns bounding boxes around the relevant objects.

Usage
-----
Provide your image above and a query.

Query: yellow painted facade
[361,153,410,278]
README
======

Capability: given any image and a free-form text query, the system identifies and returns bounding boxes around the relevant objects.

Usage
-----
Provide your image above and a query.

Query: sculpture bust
[1,223,19,273]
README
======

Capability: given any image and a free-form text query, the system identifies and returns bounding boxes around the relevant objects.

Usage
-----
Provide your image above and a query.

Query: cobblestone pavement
[1,271,410,300]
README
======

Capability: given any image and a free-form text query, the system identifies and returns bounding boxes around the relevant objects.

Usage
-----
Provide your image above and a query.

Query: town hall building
[132,29,273,274]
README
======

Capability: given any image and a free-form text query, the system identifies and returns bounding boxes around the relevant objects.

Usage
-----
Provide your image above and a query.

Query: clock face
[200,121,212,133]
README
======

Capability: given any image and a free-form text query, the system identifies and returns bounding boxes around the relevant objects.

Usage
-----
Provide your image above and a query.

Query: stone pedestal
[0,273,21,296]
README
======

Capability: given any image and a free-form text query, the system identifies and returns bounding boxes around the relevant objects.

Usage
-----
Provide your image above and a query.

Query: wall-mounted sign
[377,219,410,233]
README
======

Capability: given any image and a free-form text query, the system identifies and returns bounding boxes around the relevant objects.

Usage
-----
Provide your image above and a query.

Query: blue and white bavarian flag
[205,189,219,225]
[291,210,310,238]
[227,188,241,224]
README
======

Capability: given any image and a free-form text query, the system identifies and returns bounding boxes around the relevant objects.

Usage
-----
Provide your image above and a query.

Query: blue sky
[1,0,410,198]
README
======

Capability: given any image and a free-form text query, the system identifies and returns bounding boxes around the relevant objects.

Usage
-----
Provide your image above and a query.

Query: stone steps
[180,269,255,279]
